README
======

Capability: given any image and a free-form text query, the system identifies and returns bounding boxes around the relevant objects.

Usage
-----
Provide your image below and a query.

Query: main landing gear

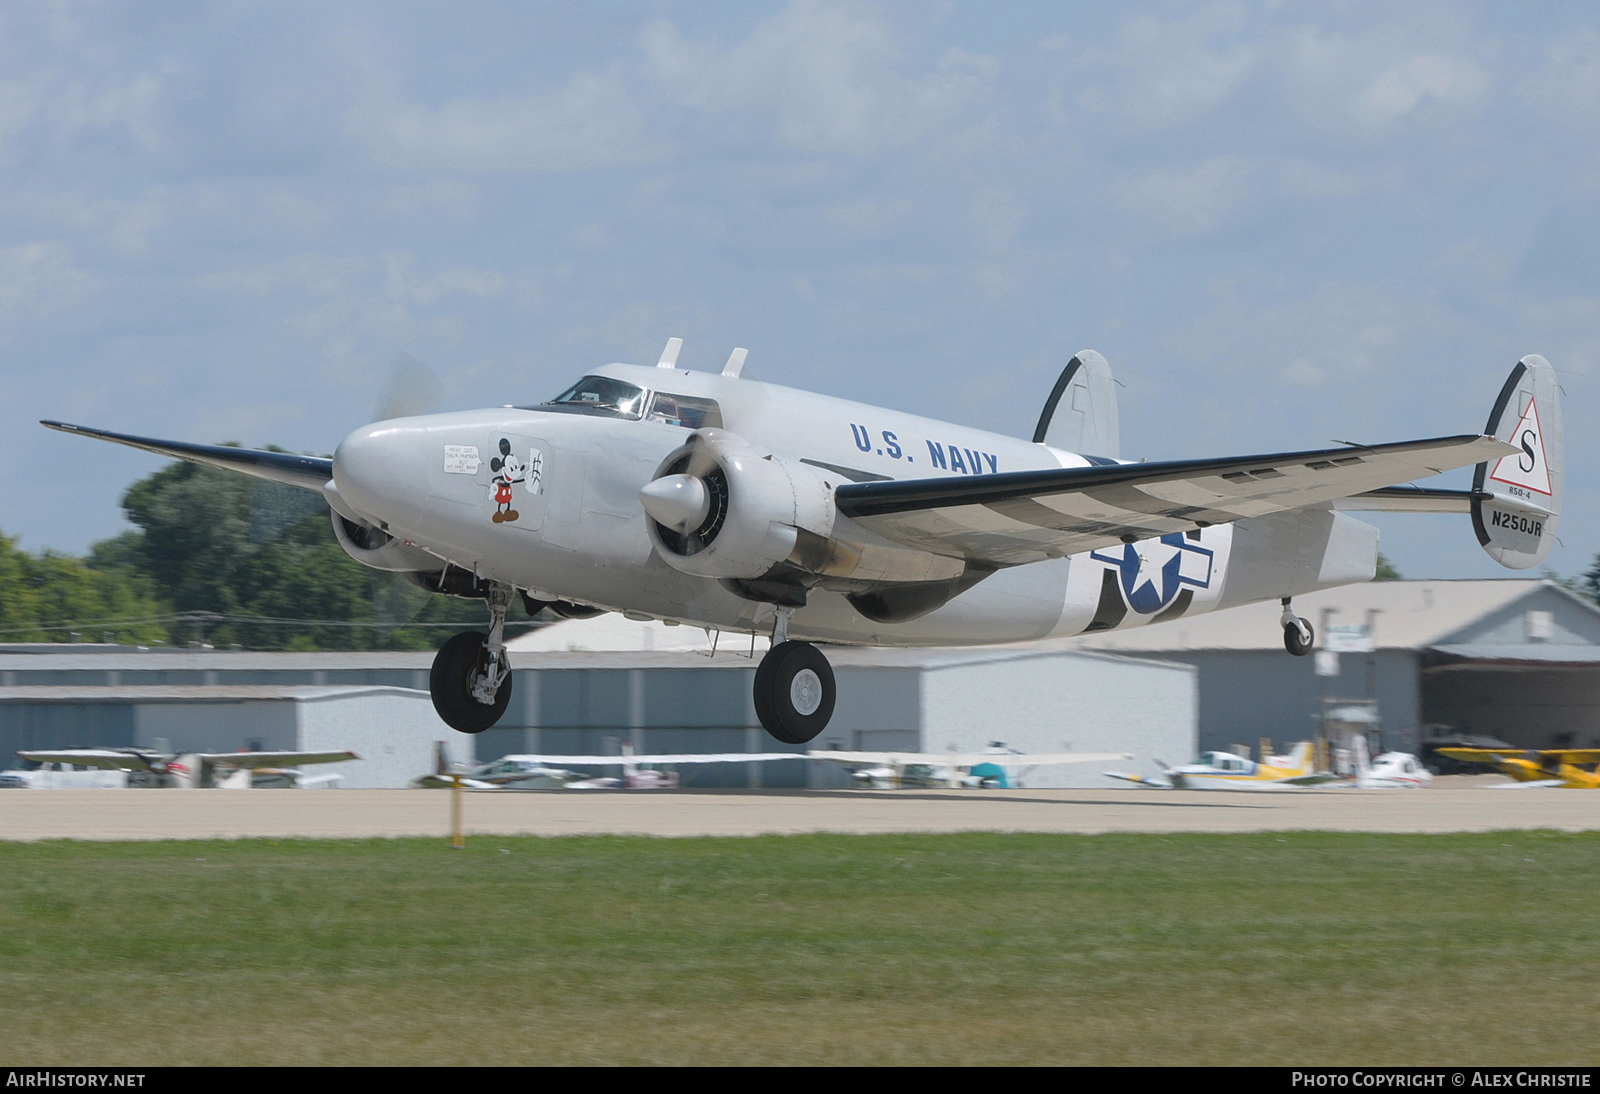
[1281,598,1314,657]
[432,584,515,734]
[753,610,836,744]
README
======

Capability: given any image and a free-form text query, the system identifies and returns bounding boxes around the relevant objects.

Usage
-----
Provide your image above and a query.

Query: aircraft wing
[808,751,1131,766]
[1273,772,1345,787]
[200,751,359,768]
[500,753,801,765]
[1103,770,1173,788]
[1540,749,1600,764]
[832,435,1516,565]
[1434,747,1524,765]
[40,421,333,492]
[17,749,157,770]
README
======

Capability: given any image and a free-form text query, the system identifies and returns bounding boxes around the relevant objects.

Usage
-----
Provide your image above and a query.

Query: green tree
[0,533,168,644]
[1581,553,1600,603]
[1374,553,1401,581]
[117,459,511,650]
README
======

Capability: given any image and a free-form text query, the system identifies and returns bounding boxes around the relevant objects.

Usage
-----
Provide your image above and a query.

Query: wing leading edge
[40,421,333,492]
[833,434,1515,565]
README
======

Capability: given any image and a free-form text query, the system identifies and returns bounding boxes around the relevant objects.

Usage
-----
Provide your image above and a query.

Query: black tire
[431,631,513,734]
[753,641,836,745]
[1283,618,1314,657]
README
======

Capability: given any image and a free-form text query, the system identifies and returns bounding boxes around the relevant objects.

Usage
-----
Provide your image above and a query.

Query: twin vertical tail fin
[1034,350,1120,460]
[1473,355,1563,570]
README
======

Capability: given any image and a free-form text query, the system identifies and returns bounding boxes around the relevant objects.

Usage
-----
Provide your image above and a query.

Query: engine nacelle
[328,509,442,574]
[642,429,836,580]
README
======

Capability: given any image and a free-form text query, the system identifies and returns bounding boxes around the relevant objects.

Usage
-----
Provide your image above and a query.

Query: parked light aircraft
[12,747,358,788]
[809,748,1130,789]
[1340,736,1432,789]
[1434,747,1600,789]
[413,742,802,790]
[43,345,1561,743]
[1104,742,1341,789]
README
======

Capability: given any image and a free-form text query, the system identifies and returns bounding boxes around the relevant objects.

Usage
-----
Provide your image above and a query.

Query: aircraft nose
[333,421,419,524]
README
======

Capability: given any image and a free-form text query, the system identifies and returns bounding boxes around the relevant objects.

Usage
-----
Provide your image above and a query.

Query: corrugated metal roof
[0,685,428,703]
[0,650,438,671]
[1428,644,1600,666]
[1056,580,1565,653]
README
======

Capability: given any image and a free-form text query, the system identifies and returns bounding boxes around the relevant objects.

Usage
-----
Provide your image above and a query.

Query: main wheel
[1283,617,1314,657]
[431,630,513,733]
[753,640,836,744]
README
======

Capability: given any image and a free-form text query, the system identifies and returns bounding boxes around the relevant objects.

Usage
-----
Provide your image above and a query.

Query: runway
[4,786,1598,840]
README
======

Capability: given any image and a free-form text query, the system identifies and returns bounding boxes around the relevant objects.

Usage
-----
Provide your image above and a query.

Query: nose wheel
[754,640,836,744]
[431,584,515,734]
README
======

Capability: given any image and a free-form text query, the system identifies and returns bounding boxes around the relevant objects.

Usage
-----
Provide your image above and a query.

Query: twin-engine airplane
[43,343,1563,744]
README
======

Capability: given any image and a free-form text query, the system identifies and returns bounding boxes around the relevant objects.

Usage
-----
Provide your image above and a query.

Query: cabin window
[648,392,723,429]
[541,376,648,419]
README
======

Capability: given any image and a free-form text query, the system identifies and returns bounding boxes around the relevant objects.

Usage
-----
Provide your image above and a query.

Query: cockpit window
[542,376,647,419]
[647,392,723,430]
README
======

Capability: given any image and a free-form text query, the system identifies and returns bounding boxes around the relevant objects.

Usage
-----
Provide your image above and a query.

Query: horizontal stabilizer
[40,421,332,492]
[1334,487,1481,513]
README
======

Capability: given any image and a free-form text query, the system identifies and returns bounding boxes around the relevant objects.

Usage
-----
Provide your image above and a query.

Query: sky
[3,0,1597,582]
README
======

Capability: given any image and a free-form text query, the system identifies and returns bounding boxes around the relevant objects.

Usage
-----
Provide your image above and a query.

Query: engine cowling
[328,510,442,573]
[641,429,836,580]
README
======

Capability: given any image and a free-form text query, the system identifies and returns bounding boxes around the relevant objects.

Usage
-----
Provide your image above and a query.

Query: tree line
[1,459,533,650]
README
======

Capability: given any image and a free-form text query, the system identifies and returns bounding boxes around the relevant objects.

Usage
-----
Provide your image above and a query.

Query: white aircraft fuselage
[331,362,1372,648]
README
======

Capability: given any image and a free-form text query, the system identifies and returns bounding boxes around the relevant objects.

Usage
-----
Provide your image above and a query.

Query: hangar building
[1061,579,1600,756]
[0,618,1197,788]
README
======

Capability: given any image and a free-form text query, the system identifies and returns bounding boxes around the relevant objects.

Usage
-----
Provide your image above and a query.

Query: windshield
[542,375,648,419]
[647,392,723,430]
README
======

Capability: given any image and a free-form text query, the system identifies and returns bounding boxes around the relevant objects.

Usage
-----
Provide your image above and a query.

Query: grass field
[4,831,1598,1066]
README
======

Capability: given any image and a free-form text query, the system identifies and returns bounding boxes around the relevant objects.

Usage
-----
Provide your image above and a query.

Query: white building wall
[295,689,471,789]
[918,650,1196,788]
[133,701,298,753]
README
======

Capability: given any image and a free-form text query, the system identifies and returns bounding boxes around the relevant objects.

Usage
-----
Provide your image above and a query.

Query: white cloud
[0,242,91,330]
[641,0,990,154]
[361,69,665,172]
[1275,27,1489,136]
[1359,52,1488,125]
[1073,3,1256,130]
[1521,28,1600,124]
[1117,156,1254,236]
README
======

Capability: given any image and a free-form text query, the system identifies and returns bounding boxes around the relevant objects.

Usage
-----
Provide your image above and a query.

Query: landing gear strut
[431,584,515,733]
[753,609,836,744]
[1281,598,1314,657]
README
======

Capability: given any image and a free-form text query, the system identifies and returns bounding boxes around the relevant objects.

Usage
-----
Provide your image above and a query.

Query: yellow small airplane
[1434,747,1600,789]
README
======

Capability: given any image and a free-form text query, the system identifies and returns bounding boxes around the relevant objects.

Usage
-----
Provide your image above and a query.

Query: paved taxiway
[3,787,1597,841]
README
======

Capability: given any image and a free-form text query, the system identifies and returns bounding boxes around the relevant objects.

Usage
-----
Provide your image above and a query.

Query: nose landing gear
[752,609,836,744]
[1281,598,1314,657]
[431,584,515,734]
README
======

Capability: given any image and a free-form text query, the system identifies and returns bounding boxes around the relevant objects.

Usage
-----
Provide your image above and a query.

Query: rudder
[1472,355,1562,570]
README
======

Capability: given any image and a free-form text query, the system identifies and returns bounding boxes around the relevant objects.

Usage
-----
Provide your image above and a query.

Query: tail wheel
[431,630,513,733]
[754,640,836,744]
[1283,618,1314,657]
